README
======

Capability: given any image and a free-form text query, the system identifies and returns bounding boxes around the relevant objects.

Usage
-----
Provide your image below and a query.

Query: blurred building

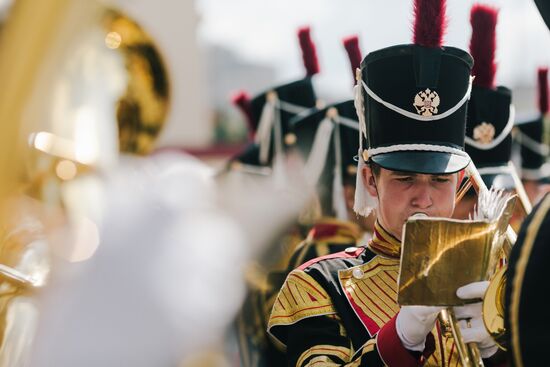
[205,44,276,145]
[205,45,276,109]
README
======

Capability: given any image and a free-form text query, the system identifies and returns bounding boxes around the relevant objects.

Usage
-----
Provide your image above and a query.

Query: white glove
[453,281,498,358]
[396,306,443,351]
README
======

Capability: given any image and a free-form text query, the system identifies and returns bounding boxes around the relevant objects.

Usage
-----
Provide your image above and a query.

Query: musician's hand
[454,281,498,358]
[396,305,443,351]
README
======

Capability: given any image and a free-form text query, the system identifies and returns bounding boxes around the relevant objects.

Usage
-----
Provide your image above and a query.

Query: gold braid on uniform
[367,221,401,258]
[268,270,336,349]
[296,344,353,366]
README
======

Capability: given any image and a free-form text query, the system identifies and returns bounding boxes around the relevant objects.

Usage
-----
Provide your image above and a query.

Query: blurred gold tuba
[0,0,170,365]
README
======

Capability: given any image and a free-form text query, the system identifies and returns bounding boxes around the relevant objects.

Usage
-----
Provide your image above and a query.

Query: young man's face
[362,165,458,240]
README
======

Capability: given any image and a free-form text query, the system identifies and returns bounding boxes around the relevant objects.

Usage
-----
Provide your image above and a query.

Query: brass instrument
[400,160,529,367]
[0,0,170,364]
[482,266,507,350]
[103,8,170,156]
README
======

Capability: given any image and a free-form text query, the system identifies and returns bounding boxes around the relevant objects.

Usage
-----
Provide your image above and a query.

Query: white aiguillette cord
[353,68,376,217]
[515,128,550,156]
[254,91,311,187]
[304,106,360,220]
[331,114,348,220]
[255,91,277,165]
[304,114,334,184]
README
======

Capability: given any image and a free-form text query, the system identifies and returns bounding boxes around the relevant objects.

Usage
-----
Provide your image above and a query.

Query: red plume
[469,4,498,89]
[231,90,255,138]
[412,0,447,48]
[538,67,549,114]
[298,26,320,76]
[343,35,362,86]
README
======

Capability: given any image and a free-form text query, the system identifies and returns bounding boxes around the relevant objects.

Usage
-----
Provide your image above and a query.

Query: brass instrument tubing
[441,308,484,367]
[455,178,473,205]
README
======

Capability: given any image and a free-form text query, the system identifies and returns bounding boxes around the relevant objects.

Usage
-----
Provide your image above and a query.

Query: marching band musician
[280,35,373,273]
[231,26,322,367]
[282,100,366,275]
[225,26,320,177]
[267,1,506,365]
[262,74,368,367]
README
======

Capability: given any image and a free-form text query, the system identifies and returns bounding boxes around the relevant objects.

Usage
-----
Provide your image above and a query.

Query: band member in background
[230,27,322,367]
[272,35,372,281]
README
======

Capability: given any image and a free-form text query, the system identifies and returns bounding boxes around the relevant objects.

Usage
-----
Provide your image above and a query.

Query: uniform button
[345,247,358,254]
[352,268,364,279]
[284,133,297,146]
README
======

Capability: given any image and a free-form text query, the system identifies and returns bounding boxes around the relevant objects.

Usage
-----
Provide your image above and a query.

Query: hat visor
[370,151,470,175]
[481,173,516,191]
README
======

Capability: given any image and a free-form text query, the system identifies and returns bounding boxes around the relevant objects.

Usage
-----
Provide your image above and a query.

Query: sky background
[196,0,550,107]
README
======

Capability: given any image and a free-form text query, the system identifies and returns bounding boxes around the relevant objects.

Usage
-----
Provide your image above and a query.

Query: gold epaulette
[339,256,400,336]
[268,269,336,331]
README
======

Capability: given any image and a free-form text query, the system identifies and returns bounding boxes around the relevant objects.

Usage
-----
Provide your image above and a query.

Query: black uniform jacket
[268,222,464,367]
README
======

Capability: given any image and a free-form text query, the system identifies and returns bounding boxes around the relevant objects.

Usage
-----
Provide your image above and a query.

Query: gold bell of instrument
[483,266,507,350]
[0,0,171,365]
[103,8,170,156]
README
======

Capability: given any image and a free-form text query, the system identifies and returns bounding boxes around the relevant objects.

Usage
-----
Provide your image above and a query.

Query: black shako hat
[227,27,320,171]
[515,67,550,182]
[464,5,516,191]
[248,26,319,167]
[288,35,363,220]
[466,86,514,189]
[356,0,473,175]
[229,91,261,167]
[292,100,359,178]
